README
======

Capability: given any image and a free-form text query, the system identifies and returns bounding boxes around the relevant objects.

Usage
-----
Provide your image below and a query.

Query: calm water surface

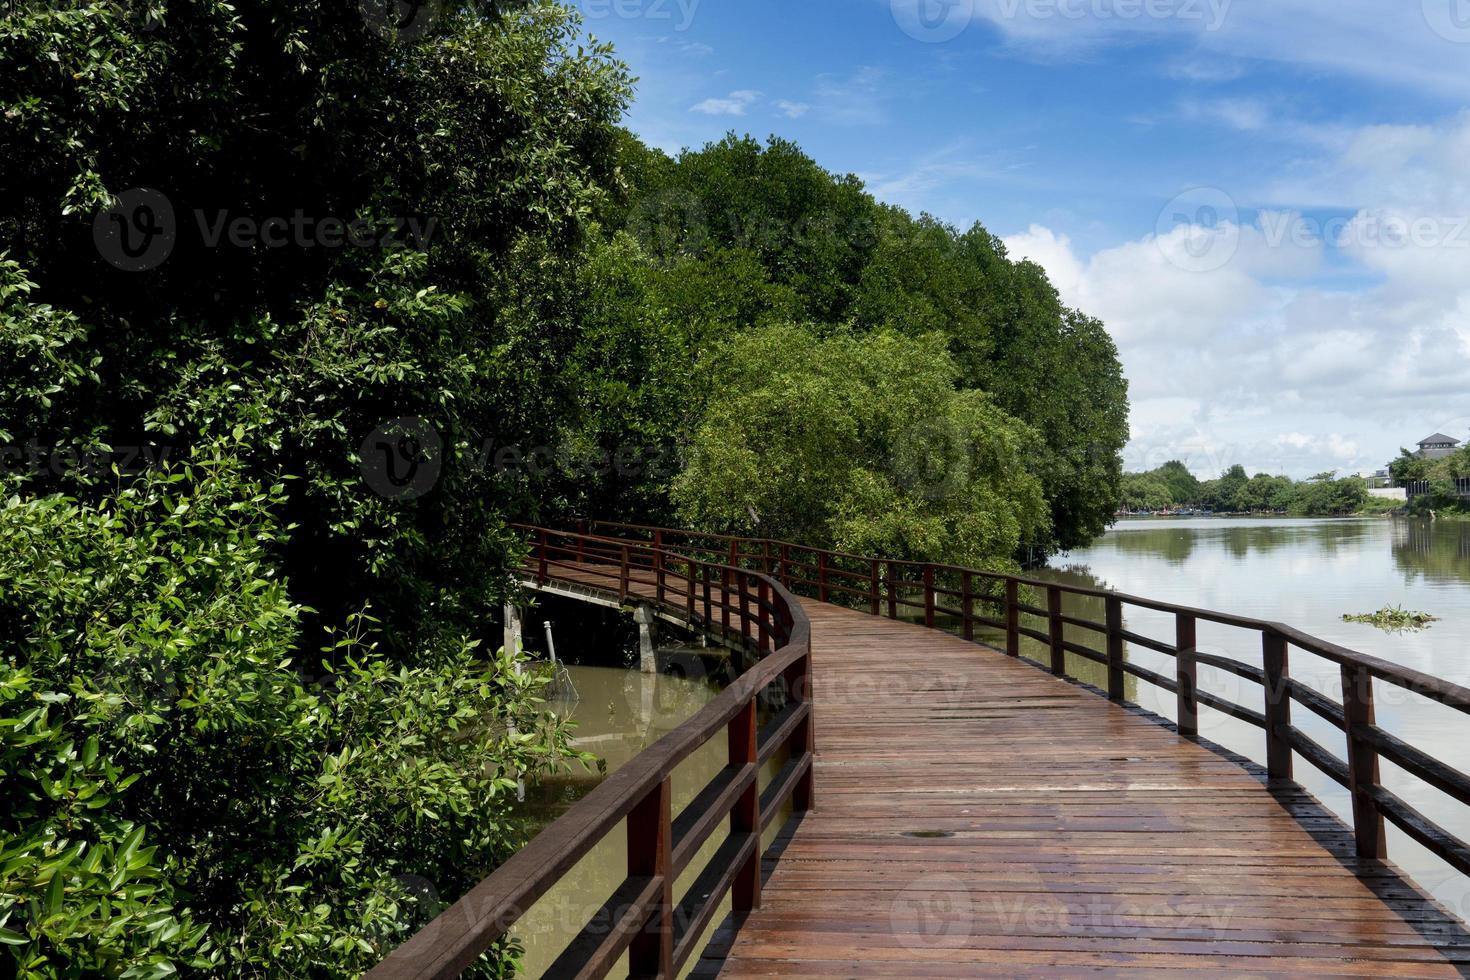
[1035,516,1470,924]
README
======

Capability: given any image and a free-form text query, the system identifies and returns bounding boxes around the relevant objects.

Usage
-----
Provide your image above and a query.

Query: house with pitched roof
[1415,432,1462,461]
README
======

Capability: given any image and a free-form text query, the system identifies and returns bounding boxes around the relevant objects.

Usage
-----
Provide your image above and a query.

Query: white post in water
[633,603,658,674]
[503,602,523,657]
[543,620,558,669]
[503,602,526,802]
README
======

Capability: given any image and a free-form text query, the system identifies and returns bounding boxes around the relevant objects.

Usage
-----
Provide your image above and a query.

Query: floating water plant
[1342,605,1439,632]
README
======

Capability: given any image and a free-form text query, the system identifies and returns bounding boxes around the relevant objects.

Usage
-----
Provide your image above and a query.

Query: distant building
[1416,433,1462,460]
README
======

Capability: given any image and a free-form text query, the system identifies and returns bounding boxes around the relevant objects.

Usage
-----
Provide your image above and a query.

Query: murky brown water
[1027,517,1470,926]
[511,661,789,977]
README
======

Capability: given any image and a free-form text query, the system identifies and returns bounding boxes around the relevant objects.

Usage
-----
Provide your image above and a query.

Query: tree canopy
[1,2,1130,973]
[1119,462,1369,517]
[672,325,1049,568]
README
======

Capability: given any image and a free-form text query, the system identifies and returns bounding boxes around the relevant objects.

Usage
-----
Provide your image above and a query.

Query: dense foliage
[1120,462,1371,517]
[1389,445,1470,513]
[672,325,1049,568]
[604,136,1130,553]
[1,1,1129,974]
[1,1,622,974]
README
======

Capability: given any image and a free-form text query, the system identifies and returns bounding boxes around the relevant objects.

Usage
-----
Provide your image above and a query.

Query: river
[1032,516,1470,925]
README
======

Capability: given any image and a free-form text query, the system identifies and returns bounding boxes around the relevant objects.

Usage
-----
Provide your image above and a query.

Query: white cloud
[689,89,760,116]
[1002,112,1470,479]
[965,0,1470,99]
[775,100,811,119]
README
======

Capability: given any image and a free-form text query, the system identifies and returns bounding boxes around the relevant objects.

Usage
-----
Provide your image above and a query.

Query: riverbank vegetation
[1,1,1126,974]
[1390,445,1470,516]
[1120,462,1372,516]
[1342,606,1439,631]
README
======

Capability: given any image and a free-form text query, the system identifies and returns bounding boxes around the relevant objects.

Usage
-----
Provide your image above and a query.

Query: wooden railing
[367,527,813,979]
[1407,477,1470,499]
[585,521,1470,881]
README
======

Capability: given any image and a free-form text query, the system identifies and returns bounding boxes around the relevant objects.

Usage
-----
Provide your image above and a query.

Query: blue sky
[575,0,1470,479]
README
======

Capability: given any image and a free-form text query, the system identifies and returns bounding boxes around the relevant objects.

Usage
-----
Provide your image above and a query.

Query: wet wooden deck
[528,566,1470,978]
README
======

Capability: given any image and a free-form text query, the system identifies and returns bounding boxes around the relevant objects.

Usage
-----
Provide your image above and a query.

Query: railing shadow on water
[371,521,1470,977]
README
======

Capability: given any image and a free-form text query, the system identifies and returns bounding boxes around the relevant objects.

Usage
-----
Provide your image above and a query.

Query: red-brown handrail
[367,527,813,979]
[585,520,1470,883]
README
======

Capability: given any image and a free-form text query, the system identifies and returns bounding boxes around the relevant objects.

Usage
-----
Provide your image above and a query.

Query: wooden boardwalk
[515,556,1470,978]
[685,597,1468,977]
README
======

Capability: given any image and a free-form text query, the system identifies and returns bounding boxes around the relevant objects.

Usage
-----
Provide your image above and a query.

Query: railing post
[781,544,790,588]
[702,564,712,626]
[818,552,829,603]
[783,654,815,812]
[740,573,751,644]
[1047,585,1065,675]
[869,559,880,616]
[620,545,630,601]
[537,528,548,584]
[886,561,897,619]
[1004,579,1019,657]
[763,539,772,575]
[961,571,973,641]
[687,560,696,625]
[627,777,673,977]
[1262,631,1293,781]
[757,578,771,653]
[1341,664,1387,859]
[923,565,936,628]
[728,699,761,911]
[1105,595,1124,700]
[654,545,665,604]
[1175,612,1198,739]
[575,526,585,562]
[728,538,737,568]
[721,566,731,637]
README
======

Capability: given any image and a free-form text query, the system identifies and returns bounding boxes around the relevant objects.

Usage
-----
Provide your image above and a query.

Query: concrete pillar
[633,603,658,674]
[503,602,525,801]
[503,602,522,656]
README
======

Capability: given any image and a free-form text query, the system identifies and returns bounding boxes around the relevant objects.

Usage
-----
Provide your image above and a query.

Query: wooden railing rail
[584,520,1470,881]
[367,527,813,980]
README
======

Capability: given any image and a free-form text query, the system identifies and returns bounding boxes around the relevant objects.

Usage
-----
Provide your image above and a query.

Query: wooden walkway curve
[542,561,1468,978]
[702,597,1466,978]
[369,525,1470,980]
